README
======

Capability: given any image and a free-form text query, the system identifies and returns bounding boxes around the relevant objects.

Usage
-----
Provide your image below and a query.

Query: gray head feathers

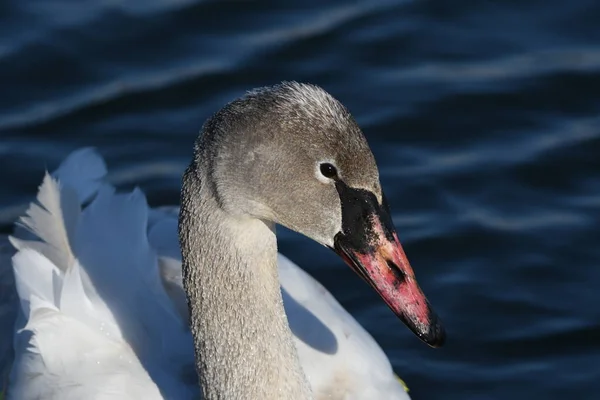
[194,81,381,211]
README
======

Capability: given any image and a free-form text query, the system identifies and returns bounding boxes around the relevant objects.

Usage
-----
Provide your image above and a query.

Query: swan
[3,82,445,399]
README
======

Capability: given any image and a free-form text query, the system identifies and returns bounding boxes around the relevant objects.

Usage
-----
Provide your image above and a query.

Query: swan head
[195,81,445,348]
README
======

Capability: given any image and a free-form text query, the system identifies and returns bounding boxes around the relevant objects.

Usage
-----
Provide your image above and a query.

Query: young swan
[179,82,445,399]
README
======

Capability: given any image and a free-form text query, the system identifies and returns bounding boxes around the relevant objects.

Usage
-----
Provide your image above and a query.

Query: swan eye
[319,163,338,179]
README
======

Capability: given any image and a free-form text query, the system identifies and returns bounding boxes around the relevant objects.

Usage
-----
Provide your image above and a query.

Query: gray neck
[178,164,313,400]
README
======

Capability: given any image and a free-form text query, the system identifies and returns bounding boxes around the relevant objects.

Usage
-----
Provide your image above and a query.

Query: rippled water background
[1,1,599,398]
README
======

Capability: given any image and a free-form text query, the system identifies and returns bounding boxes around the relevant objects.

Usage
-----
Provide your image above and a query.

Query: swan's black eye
[319,163,338,179]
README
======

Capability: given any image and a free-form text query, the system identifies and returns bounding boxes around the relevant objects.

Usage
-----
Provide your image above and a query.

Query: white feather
[5,148,410,400]
[11,249,60,318]
[10,174,79,270]
[10,294,161,400]
[52,147,108,203]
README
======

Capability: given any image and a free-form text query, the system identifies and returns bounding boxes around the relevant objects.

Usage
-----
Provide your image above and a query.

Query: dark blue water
[1,1,599,398]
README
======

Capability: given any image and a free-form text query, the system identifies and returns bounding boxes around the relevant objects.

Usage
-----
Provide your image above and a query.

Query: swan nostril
[386,259,406,286]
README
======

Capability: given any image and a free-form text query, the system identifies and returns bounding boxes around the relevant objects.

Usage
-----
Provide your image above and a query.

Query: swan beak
[332,184,446,348]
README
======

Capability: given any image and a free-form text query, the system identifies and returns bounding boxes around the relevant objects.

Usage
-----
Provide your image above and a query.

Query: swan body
[5,147,410,399]
[5,82,444,399]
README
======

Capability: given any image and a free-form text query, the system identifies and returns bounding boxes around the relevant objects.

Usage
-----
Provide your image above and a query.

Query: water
[1,1,599,398]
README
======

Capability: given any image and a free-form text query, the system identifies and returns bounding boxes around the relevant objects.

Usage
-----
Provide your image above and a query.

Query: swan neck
[178,165,312,399]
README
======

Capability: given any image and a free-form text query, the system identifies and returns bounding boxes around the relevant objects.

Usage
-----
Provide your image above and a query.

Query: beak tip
[424,313,446,348]
[426,328,446,348]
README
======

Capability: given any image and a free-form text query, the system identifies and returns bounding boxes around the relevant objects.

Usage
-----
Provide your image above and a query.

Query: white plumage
[4,148,409,399]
